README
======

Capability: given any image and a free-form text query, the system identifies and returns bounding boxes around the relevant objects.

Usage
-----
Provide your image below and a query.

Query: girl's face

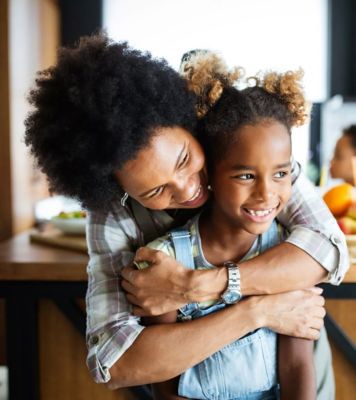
[209,120,292,236]
[115,126,209,209]
[330,135,355,184]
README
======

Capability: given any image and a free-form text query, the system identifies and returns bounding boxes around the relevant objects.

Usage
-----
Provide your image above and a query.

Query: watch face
[223,291,241,304]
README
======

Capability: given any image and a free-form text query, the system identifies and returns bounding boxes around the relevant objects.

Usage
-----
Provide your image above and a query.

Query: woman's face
[115,126,209,209]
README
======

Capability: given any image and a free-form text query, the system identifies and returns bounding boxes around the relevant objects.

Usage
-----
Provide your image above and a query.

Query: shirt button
[331,235,341,245]
[90,336,99,345]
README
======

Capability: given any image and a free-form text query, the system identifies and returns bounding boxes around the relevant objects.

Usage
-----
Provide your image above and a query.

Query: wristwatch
[221,261,242,304]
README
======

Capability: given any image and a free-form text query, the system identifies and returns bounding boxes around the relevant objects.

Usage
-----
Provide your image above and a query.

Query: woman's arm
[124,243,326,315]
[107,289,325,389]
[86,205,324,389]
[143,312,185,400]
[121,163,348,315]
[85,205,147,384]
[278,336,316,400]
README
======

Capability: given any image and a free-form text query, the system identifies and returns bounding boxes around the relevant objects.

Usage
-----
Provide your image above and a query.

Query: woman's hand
[249,287,326,340]
[121,247,193,316]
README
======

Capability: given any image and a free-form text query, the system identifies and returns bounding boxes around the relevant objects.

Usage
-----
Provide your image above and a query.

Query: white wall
[9,0,59,232]
[103,0,328,170]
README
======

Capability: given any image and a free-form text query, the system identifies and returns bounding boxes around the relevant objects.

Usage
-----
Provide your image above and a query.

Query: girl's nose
[256,179,274,201]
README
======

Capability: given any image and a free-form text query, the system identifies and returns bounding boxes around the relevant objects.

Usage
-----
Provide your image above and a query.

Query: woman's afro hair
[25,33,197,211]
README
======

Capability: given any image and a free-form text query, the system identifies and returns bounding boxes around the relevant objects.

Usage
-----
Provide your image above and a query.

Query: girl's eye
[148,186,164,198]
[274,171,288,178]
[235,173,255,180]
[178,152,189,169]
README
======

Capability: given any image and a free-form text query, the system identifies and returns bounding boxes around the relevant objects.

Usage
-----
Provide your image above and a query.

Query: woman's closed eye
[147,185,165,198]
[178,152,189,169]
[145,153,190,199]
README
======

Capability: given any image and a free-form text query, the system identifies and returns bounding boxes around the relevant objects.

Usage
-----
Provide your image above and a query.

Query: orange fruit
[323,183,354,217]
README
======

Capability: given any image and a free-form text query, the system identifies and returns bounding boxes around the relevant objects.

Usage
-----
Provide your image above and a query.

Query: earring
[207,185,213,191]
[120,192,129,207]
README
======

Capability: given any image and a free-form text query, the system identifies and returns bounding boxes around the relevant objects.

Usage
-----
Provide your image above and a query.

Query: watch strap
[221,261,241,304]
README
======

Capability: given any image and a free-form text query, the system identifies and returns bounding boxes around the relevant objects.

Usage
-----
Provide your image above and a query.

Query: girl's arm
[151,378,185,400]
[278,336,316,400]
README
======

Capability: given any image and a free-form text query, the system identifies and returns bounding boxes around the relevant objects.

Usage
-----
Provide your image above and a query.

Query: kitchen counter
[0,230,355,400]
[0,231,149,400]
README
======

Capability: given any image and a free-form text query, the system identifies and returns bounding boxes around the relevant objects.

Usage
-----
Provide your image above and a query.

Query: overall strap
[129,198,160,243]
[170,228,199,320]
[169,228,195,270]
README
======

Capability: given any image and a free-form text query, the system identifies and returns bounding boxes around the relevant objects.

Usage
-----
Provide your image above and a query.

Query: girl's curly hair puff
[24,34,197,211]
[180,50,243,118]
[261,69,310,127]
[180,51,310,166]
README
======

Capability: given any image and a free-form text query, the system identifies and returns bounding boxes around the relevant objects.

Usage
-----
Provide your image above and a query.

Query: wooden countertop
[0,230,355,283]
[0,231,88,281]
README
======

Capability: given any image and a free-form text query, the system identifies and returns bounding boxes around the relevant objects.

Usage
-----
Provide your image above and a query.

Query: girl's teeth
[246,208,273,217]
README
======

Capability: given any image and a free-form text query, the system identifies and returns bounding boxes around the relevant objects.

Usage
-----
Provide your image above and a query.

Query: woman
[24,34,347,396]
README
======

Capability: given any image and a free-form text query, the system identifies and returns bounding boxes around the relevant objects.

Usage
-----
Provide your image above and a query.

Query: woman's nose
[173,174,197,203]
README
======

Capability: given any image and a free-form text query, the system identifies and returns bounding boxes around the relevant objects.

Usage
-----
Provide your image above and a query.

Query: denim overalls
[169,221,281,400]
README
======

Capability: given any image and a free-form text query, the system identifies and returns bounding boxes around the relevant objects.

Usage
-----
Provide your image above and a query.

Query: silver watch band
[221,261,241,304]
[226,262,240,290]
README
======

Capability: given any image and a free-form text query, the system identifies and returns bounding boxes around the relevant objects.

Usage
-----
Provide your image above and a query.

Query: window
[103,0,328,168]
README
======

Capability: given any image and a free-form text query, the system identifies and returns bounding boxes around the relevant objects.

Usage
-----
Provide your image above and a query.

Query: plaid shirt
[85,161,349,383]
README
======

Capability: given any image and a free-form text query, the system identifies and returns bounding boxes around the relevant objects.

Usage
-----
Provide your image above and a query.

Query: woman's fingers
[121,265,137,284]
[305,328,321,341]
[258,288,326,339]
[311,305,326,319]
[305,286,323,294]
[134,246,161,263]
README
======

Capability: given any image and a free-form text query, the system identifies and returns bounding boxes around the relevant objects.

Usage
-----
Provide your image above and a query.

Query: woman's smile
[115,126,209,210]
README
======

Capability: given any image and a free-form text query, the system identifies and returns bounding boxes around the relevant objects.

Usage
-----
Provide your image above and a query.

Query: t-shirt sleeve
[135,235,175,269]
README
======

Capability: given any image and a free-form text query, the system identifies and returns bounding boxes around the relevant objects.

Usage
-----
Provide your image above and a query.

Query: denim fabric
[169,223,280,400]
[178,327,278,399]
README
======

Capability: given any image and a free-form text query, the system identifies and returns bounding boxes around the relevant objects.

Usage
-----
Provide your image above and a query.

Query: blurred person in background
[330,124,356,185]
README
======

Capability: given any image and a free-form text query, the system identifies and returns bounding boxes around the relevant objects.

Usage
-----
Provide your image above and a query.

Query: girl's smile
[242,204,280,223]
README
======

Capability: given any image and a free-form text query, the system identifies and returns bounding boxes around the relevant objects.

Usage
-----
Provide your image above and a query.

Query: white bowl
[50,217,87,235]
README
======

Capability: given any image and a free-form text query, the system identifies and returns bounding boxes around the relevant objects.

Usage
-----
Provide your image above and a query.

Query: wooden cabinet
[0,232,136,400]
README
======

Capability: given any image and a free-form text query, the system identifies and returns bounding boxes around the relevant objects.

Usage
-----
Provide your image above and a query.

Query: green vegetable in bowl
[55,211,87,219]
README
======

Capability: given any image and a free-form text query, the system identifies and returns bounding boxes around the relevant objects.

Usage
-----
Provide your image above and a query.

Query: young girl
[136,53,316,400]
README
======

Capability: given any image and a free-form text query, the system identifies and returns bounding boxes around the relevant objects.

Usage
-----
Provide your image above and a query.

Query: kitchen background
[0,0,355,399]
